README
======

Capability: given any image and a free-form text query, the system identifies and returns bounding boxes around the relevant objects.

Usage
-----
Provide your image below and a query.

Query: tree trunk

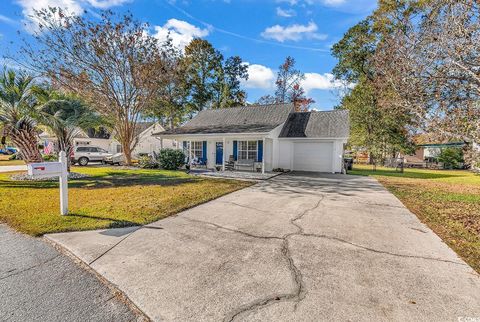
[123,141,132,166]
[117,120,138,166]
[11,129,43,163]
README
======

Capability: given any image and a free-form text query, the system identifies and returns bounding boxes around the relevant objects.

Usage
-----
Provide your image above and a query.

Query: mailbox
[28,162,63,177]
[27,152,69,215]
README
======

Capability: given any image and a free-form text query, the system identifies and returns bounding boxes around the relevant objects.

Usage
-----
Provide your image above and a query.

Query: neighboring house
[154,103,349,173]
[39,122,175,155]
[415,142,465,162]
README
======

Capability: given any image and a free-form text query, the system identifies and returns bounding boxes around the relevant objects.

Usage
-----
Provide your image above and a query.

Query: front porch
[189,169,281,181]
[162,135,273,174]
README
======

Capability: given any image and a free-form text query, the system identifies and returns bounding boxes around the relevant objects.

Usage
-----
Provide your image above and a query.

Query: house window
[192,141,203,159]
[184,141,204,159]
[238,140,257,160]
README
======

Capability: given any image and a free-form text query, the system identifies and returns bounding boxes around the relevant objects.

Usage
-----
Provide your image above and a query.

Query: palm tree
[0,70,42,163]
[32,87,102,170]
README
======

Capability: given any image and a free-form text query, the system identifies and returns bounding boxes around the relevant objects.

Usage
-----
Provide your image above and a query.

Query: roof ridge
[199,102,294,112]
[309,109,348,113]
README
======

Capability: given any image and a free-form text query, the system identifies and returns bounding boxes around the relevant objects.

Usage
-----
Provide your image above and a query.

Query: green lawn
[351,164,480,273]
[0,166,252,236]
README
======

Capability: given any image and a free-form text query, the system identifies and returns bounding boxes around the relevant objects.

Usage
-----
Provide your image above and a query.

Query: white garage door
[293,142,333,172]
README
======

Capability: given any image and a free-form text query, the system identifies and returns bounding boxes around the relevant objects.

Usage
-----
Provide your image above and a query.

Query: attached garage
[293,142,334,172]
[276,111,349,173]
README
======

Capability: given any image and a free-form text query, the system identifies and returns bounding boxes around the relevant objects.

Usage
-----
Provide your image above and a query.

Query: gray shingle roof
[157,103,294,135]
[279,110,349,138]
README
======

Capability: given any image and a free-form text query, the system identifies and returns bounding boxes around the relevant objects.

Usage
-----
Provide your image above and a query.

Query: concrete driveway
[47,173,480,321]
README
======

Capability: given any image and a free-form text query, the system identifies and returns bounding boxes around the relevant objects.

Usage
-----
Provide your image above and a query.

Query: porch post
[189,140,192,165]
[262,138,265,174]
[222,137,226,171]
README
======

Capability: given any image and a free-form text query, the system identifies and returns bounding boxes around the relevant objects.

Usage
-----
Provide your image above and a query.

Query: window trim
[238,140,257,161]
[185,141,204,159]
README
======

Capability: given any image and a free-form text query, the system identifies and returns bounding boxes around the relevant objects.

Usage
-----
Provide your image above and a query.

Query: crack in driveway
[300,233,466,266]
[221,195,325,322]
[185,192,466,321]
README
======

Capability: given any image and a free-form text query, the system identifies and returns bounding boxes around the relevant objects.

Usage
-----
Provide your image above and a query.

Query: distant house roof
[279,110,349,138]
[419,142,465,148]
[156,103,294,136]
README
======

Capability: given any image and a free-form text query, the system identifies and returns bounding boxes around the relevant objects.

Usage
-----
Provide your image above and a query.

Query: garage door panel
[293,142,333,172]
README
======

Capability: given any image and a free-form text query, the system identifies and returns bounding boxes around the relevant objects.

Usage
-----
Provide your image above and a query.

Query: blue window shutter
[202,141,207,161]
[257,140,263,162]
[233,141,238,161]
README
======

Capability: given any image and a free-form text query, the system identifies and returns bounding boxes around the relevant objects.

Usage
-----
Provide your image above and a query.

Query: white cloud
[307,0,346,5]
[276,7,296,17]
[322,0,346,4]
[16,0,130,31]
[17,0,83,31]
[17,0,84,17]
[153,19,210,50]
[85,0,132,8]
[275,0,298,5]
[301,72,352,92]
[261,22,327,42]
[242,63,275,89]
[0,14,17,25]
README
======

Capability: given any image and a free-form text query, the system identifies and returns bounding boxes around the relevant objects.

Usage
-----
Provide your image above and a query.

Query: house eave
[278,137,349,140]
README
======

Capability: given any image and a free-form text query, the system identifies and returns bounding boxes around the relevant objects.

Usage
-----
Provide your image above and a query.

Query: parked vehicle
[0,146,18,155]
[71,146,112,166]
[104,153,126,165]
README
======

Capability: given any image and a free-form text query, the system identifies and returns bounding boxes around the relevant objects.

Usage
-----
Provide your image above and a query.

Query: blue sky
[0,0,377,110]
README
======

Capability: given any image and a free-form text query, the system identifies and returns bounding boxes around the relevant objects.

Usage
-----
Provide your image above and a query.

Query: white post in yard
[262,138,265,174]
[189,141,192,165]
[59,151,68,215]
[222,137,226,171]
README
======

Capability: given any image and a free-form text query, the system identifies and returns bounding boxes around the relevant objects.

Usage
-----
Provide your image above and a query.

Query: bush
[138,155,159,169]
[45,154,57,161]
[43,154,58,162]
[157,149,185,170]
[438,147,464,169]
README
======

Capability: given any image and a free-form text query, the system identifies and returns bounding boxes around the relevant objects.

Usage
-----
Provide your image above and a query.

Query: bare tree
[373,0,480,149]
[20,9,164,165]
[275,56,305,104]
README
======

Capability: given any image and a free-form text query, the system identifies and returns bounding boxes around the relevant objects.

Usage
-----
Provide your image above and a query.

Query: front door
[215,142,223,165]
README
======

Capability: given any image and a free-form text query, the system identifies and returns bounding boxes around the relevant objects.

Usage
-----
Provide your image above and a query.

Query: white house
[155,103,349,173]
[40,122,175,156]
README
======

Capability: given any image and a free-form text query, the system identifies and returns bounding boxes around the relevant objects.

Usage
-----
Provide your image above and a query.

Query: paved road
[0,225,140,322]
[0,165,26,173]
[47,173,480,321]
